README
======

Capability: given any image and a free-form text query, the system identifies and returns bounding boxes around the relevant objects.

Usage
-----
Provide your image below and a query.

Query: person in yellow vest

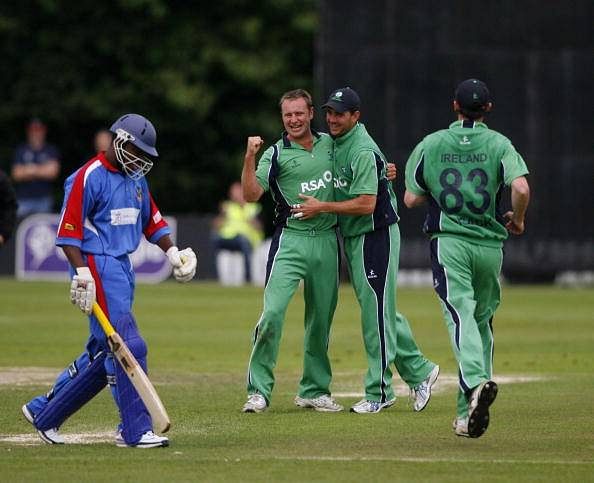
[213,181,264,283]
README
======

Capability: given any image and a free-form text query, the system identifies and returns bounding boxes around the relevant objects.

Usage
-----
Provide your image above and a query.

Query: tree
[0,0,318,213]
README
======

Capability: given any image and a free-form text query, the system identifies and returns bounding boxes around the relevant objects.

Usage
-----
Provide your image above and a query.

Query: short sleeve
[143,189,170,244]
[56,168,99,246]
[255,146,274,192]
[350,150,378,196]
[501,142,529,186]
[405,142,427,195]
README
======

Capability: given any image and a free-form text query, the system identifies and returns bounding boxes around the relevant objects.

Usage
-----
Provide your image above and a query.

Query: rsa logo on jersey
[15,213,177,283]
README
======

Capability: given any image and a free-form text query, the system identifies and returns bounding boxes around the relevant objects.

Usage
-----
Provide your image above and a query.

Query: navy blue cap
[455,79,491,112]
[322,87,361,113]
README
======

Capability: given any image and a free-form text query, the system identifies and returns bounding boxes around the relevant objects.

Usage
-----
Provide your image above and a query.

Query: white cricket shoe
[115,430,169,448]
[411,365,440,412]
[467,380,498,438]
[294,394,343,412]
[21,404,65,445]
[350,398,395,414]
[452,417,469,437]
[242,393,267,413]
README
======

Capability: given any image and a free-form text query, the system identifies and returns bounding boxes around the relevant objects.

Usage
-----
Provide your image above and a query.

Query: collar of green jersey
[282,129,322,148]
[449,120,488,129]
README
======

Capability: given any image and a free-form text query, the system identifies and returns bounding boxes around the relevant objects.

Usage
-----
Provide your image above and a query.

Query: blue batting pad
[111,312,152,445]
[33,344,108,431]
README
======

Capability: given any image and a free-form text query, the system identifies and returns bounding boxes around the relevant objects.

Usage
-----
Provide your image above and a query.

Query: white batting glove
[70,267,96,315]
[166,246,197,283]
[166,246,183,267]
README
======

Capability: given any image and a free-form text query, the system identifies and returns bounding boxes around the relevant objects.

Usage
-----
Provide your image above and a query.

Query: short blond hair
[278,89,313,109]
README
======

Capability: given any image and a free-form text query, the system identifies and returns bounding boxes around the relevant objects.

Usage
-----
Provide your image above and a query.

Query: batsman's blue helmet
[109,114,158,180]
[109,114,158,157]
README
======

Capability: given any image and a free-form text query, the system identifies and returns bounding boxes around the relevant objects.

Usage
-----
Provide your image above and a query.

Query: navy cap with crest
[322,87,361,113]
[455,79,491,112]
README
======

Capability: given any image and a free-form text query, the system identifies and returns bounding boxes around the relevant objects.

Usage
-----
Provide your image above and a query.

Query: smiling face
[325,107,360,138]
[281,97,314,142]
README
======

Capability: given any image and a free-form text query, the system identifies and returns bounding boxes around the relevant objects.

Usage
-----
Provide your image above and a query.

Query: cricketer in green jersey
[404,78,530,438]
[293,87,439,414]
[240,89,343,413]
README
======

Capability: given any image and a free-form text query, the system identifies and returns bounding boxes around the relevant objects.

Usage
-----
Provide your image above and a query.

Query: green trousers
[246,228,339,403]
[430,236,502,418]
[345,223,435,402]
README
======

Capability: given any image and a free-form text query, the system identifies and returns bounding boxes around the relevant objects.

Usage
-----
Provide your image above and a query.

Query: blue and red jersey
[56,153,170,256]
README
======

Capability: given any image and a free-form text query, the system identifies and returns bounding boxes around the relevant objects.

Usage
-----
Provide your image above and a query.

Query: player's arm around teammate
[292,87,439,414]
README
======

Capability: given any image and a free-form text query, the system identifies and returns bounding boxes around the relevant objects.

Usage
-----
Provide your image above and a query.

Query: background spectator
[212,181,263,284]
[11,118,61,218]
[93,129,112,153]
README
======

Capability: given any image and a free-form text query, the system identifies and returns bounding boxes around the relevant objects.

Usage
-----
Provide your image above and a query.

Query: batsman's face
[325,108,359,138]
[114,139,154,180]
[281,98,313,141]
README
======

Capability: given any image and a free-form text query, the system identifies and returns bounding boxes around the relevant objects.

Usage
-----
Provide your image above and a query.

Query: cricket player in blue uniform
[21,114,197,448]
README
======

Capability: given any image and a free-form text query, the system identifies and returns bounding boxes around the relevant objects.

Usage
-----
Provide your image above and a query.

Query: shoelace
[313,395,335,406]
[353,399,381,411]
[370,401,382,411]
[409,382,428,407]
[248,394,265,405]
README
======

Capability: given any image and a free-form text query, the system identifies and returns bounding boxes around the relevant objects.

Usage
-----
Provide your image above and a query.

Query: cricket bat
[92,302,171,433]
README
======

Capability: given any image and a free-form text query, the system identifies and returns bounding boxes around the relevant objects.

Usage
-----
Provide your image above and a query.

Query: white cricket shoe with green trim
[294,394,343,412]
[411,365,440,412]
[350,398,395,414]
[242,393,267,413]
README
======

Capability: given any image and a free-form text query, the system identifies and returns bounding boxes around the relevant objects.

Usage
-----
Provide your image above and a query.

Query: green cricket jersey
[333,123,398,237]
[256,131,337,232]
[405,120,529,247]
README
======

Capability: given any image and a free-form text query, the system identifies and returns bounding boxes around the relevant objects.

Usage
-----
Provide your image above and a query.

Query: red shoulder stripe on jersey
[57,158,101,240]
[97,152,119,172]
[143,193,169,239]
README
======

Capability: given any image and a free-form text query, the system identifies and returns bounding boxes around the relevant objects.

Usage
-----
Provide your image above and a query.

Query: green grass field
[0,278,593,482]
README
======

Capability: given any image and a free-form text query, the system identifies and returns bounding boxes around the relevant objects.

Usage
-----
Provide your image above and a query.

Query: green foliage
[0,0,318,212]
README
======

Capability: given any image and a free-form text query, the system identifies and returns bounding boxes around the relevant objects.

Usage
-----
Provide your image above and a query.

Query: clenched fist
[166,246,198,282]
[246,136,264,157]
